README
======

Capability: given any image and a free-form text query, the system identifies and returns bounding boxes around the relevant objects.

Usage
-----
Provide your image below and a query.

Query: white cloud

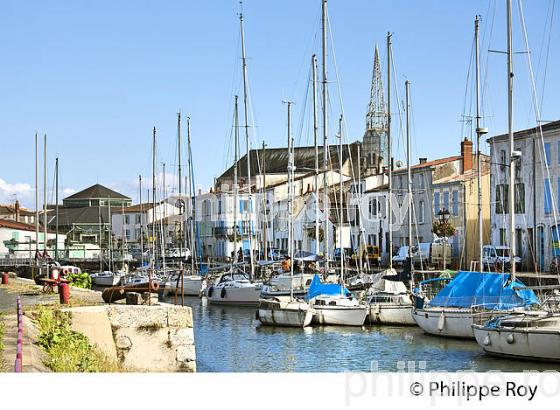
[0,178,34,207]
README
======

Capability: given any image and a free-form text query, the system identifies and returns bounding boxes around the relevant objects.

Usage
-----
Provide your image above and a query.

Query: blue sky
[0,0,558,208]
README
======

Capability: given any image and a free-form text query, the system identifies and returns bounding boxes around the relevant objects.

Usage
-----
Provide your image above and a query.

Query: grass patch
[33,306,121,372]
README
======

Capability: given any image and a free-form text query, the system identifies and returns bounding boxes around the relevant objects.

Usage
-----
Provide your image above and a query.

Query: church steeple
[363,44,387,173]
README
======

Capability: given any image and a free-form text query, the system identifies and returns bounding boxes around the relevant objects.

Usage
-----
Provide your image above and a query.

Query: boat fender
[483,335,491,346]
[506,333,515,344]
[208,286,214,297]
[437,312,445,331]
[221,287,227,298]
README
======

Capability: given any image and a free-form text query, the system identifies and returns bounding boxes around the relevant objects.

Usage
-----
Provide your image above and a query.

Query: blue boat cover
[428,271,540,309]
[306,274,352,301]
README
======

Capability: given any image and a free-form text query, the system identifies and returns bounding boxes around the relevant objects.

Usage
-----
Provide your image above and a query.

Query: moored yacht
[90,271,125,287]
[164,272,207,296]
[206,270,262,306]
[257,296,315,327]
[366,271,415,325]
[308,275,368,326]
[412,271,540,339]
[472,310,560,361]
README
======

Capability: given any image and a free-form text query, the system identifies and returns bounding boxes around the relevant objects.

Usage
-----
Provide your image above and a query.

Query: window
[418,200,425,224]
[499,229,506,246]
[240,199,251,213]
[514,183,525,214]
[124,215,130,224]
[125,229,131,240]
[545,178,552,215]
[218,200,222,215]
[545,142,551,165]
[369,198,378,217]
[135,214,141,224]
[496,184,509,214]
[500,149,507,173]
[368,234,375,246]
[516,229,523,259]
[434,192,440,214]
[544,178,552,215]
[443,191,450,212]
[135,228,141,239]
[452,190,459,216]
[419,174,425,189]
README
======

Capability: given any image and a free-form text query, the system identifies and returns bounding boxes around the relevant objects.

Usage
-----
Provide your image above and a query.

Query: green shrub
[67,272,92,289]
[34,306,118,372]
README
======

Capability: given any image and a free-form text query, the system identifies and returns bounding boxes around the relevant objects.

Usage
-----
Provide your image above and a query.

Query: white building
[0,219,65,259]
[488,120,560,271]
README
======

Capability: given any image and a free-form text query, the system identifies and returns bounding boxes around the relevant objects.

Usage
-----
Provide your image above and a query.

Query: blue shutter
[239,199,244,213]
[443,191,450,212]
[545,143,551,165]
[545,178,552,214]
[452,190,459,216]
[434,192,440,214]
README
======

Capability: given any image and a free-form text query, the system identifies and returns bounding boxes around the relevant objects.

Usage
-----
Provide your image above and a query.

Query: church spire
[363,44,388,172]
[366,44,386,131]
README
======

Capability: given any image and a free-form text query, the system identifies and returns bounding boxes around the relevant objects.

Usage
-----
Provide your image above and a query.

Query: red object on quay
[1,272,8,284]
[58,283,70,304]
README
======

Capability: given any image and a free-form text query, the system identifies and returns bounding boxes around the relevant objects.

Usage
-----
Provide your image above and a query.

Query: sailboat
[472,0,560,359]
[364,34,415,326]
[412,13,541,339]
[257,101,315,327]
[307,2,368,326]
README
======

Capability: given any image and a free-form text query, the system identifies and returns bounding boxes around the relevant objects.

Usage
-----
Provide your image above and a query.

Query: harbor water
[163,295,560,372]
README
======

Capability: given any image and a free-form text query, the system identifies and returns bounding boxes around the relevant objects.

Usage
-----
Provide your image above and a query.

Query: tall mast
[387,32,393,269]
[286,101,295,300]
[34,132,38,250]
[187,117,196,273]
[152,127,157,286]
[322,0,330,270]
[239,6,255,279]
[98,199,102,271]
[312,54,320,255]
[55,157,59,259]
[177,112,183,257]
[474,16,488,268]
[507,0,516,279]
[405,81,412,263]
[108,196,113,272]
[338,115,344,285]
[233,97,239,265]
[262,140,267,260]
[43,134,47,255]
[139,175,144,267]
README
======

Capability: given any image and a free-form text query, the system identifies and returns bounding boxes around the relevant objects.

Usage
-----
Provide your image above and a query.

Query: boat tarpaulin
[306,274,351,301]
[428,271,540,310]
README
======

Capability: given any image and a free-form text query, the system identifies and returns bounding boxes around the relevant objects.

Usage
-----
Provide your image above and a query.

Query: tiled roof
[0,205,35,216]
[0,219,51,233]
[119,203,155,213]
[64,184,130,200]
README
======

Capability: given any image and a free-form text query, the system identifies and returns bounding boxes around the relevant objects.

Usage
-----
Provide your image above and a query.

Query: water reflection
[165,296,560,373]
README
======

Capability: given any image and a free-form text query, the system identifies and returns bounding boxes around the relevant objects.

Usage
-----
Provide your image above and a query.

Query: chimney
[419,157,427,164]
[461,138,473,173]
[14,200,20,222]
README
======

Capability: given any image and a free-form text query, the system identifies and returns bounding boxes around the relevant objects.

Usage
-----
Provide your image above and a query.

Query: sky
[0,0,558,209]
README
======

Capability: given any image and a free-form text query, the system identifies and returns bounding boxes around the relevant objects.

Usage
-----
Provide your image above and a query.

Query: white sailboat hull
[369,305,416,325]
[313,305,368,326]
[413,308,476,338]
[92,275,122,287]
[165,276,206,296]
[207,285,261,306]
[472,317,560,362]
[258,299,314,327]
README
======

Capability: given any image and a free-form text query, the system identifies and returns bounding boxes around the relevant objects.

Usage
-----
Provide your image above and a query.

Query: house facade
[488,120,560,271]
